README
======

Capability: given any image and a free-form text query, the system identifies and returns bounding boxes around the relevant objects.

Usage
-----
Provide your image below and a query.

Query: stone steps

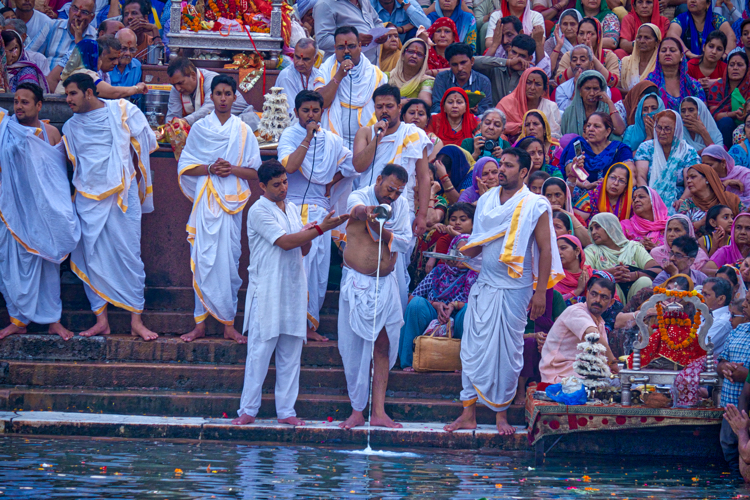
[0,388,525,425]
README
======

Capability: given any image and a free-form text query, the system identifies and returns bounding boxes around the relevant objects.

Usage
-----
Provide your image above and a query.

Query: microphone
[377,116,389,136]
[343,54,352,76]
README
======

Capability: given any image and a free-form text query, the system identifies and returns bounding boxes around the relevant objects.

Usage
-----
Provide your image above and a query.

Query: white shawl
[278,123,355,186]
[275,65,324,112]
[649,110,692,189]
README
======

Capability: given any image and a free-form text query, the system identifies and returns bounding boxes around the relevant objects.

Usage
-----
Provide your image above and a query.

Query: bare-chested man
[338,164,413,429]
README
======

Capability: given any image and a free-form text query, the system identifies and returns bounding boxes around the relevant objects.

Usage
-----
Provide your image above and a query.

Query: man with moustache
[110,28,142,88]
[275,38,323,115]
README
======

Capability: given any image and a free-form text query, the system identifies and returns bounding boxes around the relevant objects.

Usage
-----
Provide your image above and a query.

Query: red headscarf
[426,87,478,146]
[496,67,550,137]
[554,235,593,296]
[620,2,669,45]
[427,18,459,70]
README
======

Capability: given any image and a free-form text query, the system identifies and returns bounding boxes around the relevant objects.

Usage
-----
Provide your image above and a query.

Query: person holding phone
[623,93,665,151]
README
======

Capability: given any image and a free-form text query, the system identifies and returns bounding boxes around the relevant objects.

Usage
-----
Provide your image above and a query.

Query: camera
[483,138,497,152]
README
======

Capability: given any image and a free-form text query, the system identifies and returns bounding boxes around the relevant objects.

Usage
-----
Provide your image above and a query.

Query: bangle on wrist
[314,224,324,236]
[333,76,341,85]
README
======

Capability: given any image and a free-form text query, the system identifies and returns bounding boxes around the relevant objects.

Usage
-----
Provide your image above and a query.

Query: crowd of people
[4,0,750,481]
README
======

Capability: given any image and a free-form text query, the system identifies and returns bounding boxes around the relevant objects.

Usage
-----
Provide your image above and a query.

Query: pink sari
[702,145,750,206]
[650,214,709,270]
[620,187,669,246]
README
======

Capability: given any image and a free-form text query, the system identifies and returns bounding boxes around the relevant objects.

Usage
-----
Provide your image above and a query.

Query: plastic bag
[545,377,587,405]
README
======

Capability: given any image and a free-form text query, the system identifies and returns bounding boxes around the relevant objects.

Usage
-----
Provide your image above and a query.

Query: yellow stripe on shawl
[500,195,527,278]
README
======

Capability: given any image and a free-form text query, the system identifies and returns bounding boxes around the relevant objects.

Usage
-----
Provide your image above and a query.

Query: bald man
[110,28,142,88]
[98,19,125,37]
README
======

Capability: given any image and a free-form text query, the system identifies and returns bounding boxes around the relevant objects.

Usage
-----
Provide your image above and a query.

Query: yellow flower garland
[652,287,704,352]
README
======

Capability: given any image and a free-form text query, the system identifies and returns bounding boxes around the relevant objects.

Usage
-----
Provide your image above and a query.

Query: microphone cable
[368,117,387,187]
[300,129,317,216]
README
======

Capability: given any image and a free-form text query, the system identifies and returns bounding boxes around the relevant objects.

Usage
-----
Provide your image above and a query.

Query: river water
[0,436,746,499]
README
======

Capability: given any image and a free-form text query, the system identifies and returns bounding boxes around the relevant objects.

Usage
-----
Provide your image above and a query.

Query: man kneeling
[338,164,413,430]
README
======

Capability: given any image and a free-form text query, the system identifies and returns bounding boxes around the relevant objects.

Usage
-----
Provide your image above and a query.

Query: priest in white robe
[0,85,80,340]
[444,148,564,435]
[177,75,261,344]
[337,165,412,430]
[233,160,348,426]
[61,73,158,341]
[352,84,433,309]
[278,89,359,342]
[275,38,323,116]
[314,27,387,150]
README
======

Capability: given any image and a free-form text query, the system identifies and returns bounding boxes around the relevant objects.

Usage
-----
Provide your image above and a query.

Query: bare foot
[339,410,366,429]
[402,366,415,372]
[181,323,206,342]
[224,325,247,344]
[370,413,402,429]
[496,411,516,436]
[0,323,26,340]
[278,416,305,426]
[513,394,526,405]
[49,322,74,341]
[307,327,329,342]
[444,405,477,432]
[79,315,110,337]
[232,414,256,425]
[131,314,158,341]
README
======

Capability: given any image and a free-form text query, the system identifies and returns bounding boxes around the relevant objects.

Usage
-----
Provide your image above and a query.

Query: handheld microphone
[377,116,389,136]
[343,54,352,76]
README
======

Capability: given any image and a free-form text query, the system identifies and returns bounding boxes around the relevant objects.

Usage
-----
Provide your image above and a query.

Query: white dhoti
[301,203,331,330]
[338,269,404,412]
[237,294,304,419]
[459,284,533,411]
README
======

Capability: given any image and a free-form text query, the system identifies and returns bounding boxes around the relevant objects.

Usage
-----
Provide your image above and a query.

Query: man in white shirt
[233,160,348,426]
[166,57,250,126]
[703,277,734,356]
[275,38,323,115]
[13,0,52,46]
[27,0,97,68]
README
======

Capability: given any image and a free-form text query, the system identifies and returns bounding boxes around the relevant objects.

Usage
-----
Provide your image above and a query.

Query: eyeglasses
[608,177,627,185]
[732,314,746,318]
[335,44,358,51]
[669,251,687,259]
[655,125,674,134]
[404,49,425,57]
[122,47,137,54]
[70,4,94,16]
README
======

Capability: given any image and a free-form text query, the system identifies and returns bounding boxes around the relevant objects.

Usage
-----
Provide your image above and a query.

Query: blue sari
[623,94,665,151]
[559,136,634,183]
[427,0,476,47]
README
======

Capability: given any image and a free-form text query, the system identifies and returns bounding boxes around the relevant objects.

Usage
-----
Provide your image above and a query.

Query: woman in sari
[543,177,592,245]
[555,235,594,303]
[378,24,402,73]
[666,0,735,58]
[707,51,750,148]
[623,81,658,128]
[646,37,706,111]
[400,234,478,370]
[730,111,750,166]
[426,87,478,147]
[1,30,48,93]
[388,39,433,105]
[425,17,458,76]
[518,136,562,179]
[561,112,633,184]
[702,145,750,206]
[576,0,620,50]
[457,156,499,204]
[704,213,750,273]
[680,96,723,153]
[634,110,700,211]
[696,204,733,257]
[519,110,561,169]
[560,71,626,138]
[555,18,620,88]
[432,144,476,203]
[461,108,510,160]
[546,9,583,77]
[678,163,742,223]
[427,0,477,51]
[623,92,665,151]
[496,67,561,140]
[401,99,443,161]
[621,186,670,251]
[573,162,634,223]
[618,0,669,58]
[585,212,660,301]
[651,213,710,270]
[0,30,8,93]
[620,24,662,92]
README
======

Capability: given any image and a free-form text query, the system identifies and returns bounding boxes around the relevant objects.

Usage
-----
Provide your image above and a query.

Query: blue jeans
[398,296,466,368]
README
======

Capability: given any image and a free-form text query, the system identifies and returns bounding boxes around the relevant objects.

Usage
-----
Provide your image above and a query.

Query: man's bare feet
[79,314,110,337]
[370,412,403,429]
[307,327,329,342]
[224,325,247,344]
[496,411,516,436]
[513,393,526,405]
[339,410,366,429]
[131,314,158,341]
[444,404,477,432]
[49,322,74,341]
[232,414,255,425]
[402,366,415,372]
[0,323,26,340]
[278,416,305,426]
[181,323,206,342]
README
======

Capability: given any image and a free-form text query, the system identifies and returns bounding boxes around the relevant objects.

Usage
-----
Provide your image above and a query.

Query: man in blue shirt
[109,28,142,87]
[370,0,430,41]
[430,43,493,115]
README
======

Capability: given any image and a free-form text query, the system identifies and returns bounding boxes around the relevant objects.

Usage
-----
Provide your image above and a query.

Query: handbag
[412,318,462,372]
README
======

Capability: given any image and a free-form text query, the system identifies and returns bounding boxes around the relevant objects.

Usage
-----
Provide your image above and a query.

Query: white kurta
[237,196,307,419]
[314,54,387,149]
[459,186,564,412]
[62,99,156,314]
[178,112,260,325]
[338,185,412,411]
[278,124,356,330]
[0,113,80,326]
[275,65,324,115]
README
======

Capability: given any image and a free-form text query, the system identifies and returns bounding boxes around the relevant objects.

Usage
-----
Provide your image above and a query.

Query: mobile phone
[574,140,582,158]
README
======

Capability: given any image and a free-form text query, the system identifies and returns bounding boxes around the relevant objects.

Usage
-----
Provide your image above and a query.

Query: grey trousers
[721,419,741,476]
